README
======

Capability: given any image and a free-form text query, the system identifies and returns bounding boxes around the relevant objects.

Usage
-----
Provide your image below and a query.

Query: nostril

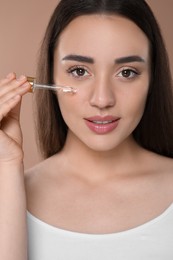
[90,92,115,108]
[88,80,116,108]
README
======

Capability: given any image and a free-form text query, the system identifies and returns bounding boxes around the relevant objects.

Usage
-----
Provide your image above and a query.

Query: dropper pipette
[27,77,77,94]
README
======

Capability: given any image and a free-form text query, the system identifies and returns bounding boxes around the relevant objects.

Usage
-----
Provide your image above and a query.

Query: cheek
[57,96,70,116]
[125,88,149,125]
[57,94,81,124]
[119,79,149,123]
[57,88,88,112]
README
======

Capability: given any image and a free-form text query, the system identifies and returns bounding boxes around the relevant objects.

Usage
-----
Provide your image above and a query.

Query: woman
[0,0,173,259]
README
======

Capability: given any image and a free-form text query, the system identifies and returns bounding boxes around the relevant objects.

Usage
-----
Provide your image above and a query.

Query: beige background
[0,0,172,169]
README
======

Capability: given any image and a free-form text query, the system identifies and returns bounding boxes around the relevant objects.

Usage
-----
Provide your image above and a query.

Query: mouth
[84,116,120,134]
[90,120,116,125]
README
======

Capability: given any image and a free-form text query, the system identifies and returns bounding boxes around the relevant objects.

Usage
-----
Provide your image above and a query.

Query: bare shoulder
[25,153,64,179]
[25,159,46,180]
[24,154,68,213]
[24,154,66,196]
[142,148,173,172]
[24,159,48,198]
[145,151,173,195]
[158,155,173,201]
[25,156,47,180]
[152,153,173,173]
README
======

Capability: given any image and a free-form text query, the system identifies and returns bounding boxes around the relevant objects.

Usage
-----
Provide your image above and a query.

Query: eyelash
[67,66,90,79]
[117,68,140,80]
[66,66,140,80]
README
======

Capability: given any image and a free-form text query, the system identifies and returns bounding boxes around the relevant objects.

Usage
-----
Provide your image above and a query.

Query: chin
[84,139,123,153]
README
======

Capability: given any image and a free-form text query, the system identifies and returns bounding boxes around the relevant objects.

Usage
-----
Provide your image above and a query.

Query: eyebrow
[115,55,145,64]
[62,54,145,64]
[62,54,94,64]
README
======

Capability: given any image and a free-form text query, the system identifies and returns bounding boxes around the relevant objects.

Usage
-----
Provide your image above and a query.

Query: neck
[60,132,144,183]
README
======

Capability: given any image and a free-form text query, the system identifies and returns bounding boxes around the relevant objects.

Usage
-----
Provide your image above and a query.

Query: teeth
[92,120,113,124]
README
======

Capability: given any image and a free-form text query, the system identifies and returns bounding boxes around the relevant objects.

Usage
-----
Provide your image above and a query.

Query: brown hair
[35,0,173,158]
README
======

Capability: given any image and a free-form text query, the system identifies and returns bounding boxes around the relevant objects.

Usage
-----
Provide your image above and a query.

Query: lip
[84,116,120,134]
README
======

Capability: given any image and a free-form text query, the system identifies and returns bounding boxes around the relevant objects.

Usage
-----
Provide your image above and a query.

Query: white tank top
[27,203,173,260]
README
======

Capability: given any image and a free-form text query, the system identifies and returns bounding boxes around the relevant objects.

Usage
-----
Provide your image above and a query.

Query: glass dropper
[27,77,77,94]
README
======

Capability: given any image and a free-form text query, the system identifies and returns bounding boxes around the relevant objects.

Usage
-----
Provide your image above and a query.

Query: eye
[67,66,90,78]
[117,68,139,79]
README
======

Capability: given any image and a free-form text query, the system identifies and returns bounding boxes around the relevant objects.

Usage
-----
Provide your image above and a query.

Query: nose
[89,78,115,109]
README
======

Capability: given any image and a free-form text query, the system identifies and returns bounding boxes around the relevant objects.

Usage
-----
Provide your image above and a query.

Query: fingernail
[22,82,30,87]
[17,75,26,81]
[6,72,15,79]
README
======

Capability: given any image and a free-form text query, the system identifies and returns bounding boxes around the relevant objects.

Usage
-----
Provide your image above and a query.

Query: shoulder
[152,153,173,174]
[25,153,64,181]
[24,160,47,200]
[24,154,65,197]
[140,148,173,183]
[145,151,173,197]
[25,156,59,185]
[141,148,173,173]
[24,154,68,212]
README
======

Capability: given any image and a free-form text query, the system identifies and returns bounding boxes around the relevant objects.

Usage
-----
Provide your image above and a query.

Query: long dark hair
[35,0,173,158]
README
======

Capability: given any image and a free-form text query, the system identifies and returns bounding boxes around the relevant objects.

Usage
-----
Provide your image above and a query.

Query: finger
[0,72,16,86]
[8,98,22,122]
[0,95,21,122]
[0,81,30,106]
[0,74,28,96]
[0,73,31,123]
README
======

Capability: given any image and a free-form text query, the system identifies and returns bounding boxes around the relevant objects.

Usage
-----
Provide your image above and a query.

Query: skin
[25,15,173,234]
[0,73,31,259]
[55,14,150,153]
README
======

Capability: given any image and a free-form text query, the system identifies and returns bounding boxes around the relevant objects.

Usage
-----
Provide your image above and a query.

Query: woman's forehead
[56,14,150,62]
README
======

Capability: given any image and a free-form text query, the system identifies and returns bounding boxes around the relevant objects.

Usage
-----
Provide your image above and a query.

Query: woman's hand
[0,72,31,164]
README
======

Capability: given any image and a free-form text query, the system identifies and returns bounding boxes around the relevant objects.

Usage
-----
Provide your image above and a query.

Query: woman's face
[54,14,150,152]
